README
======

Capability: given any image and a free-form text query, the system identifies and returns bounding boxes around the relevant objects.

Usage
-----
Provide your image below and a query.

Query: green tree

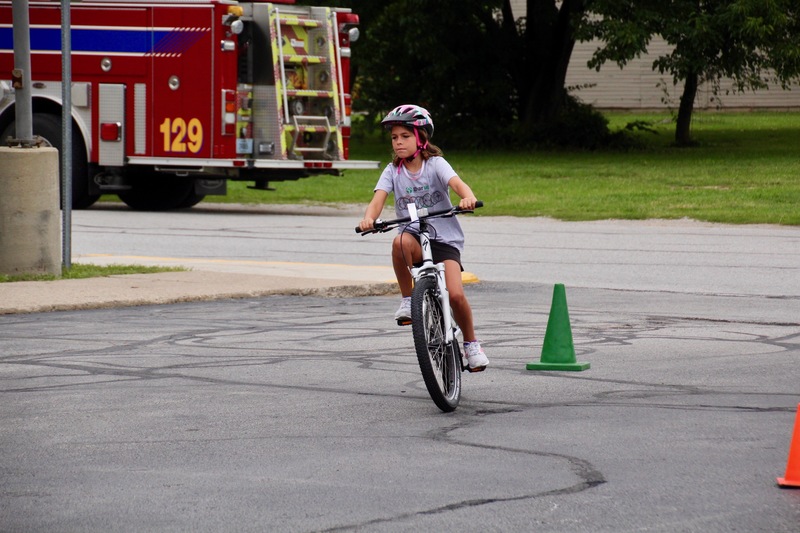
[300,1,610,147]
[344,0,604,147]
[494,0,616,148]
[352,0,514,147]
[582,0,800,145]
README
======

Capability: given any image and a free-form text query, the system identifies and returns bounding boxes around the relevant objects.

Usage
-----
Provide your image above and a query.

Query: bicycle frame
[406,203,460,347]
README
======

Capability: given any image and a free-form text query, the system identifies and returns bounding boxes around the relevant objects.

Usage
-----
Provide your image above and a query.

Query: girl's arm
[448,176,478,210]
[359,189,389,231]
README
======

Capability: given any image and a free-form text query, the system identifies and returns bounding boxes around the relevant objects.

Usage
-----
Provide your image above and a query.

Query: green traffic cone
[526,284,590,371]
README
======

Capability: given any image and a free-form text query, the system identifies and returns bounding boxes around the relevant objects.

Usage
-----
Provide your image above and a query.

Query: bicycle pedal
[396,318,412,326]
[466,365,487,373]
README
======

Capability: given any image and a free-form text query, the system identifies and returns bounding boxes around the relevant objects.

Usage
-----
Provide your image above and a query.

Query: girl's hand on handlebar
[358,218,375,232]
[458,196,479,211]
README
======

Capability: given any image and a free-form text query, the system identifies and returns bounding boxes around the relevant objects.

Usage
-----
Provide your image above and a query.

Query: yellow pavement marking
[79,254,390,270]
[462,272,480,284]
[78,254,480,283]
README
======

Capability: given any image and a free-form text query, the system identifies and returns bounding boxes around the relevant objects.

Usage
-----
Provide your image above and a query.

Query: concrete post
[0,146,61,276]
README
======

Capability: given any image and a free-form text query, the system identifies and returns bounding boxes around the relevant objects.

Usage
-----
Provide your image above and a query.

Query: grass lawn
[120,111,800,225]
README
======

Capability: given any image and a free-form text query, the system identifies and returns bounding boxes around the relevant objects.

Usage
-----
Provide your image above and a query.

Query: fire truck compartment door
[98,84,126,167]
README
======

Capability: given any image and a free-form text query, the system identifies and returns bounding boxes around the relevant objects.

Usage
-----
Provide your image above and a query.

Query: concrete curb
[0,271,400,315]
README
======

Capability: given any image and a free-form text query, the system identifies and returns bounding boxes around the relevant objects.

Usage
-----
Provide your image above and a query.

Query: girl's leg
[443,259,476,341]
[392,233,421,297]
[444,259,489,370]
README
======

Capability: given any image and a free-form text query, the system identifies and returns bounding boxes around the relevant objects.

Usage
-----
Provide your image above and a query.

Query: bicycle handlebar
[355,201,483,234]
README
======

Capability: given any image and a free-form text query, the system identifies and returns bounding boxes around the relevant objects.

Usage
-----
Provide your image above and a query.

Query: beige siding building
[509,1,800,110]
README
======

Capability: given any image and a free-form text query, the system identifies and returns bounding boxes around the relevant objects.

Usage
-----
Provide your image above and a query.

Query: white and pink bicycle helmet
[380,104,434,139]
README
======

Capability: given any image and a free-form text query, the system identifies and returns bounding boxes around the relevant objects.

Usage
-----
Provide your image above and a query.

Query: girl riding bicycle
[358,104,489,372]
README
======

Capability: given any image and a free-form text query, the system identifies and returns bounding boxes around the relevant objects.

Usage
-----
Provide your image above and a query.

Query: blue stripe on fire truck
[0,27,208,55]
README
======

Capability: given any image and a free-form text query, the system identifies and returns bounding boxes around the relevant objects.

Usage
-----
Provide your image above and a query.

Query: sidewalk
[0,256,401,315]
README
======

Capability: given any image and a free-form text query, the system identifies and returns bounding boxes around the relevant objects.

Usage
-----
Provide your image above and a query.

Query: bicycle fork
[408,203,463,366]
[434,265,460,346]
[412,265,462,352]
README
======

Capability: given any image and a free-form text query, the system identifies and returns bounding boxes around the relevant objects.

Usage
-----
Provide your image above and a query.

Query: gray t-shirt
[374,156,465,252]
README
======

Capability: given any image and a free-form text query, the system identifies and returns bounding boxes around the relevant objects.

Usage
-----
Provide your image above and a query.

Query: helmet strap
[397,128,428,173]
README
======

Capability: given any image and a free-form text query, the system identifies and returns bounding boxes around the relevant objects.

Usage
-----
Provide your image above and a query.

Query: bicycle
[356,201,483,412]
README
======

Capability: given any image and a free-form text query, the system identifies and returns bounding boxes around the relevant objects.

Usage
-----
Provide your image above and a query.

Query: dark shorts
[411,235,463,271]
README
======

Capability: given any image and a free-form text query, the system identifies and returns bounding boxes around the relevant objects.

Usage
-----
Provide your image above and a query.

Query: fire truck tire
[1,113,100,210]
[177,191,206,209]
[117,174,199,211]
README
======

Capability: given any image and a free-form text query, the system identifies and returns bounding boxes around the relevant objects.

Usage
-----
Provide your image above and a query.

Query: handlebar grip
[475,200,484,209]
[356,220,388,234]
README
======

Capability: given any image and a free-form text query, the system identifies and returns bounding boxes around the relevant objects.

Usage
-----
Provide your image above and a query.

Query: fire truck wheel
[117,174,199,211]
[2,113,101,209]
[178,192,206,209]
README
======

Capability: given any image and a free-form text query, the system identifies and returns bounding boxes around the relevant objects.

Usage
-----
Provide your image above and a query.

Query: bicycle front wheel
[411,276,461,412]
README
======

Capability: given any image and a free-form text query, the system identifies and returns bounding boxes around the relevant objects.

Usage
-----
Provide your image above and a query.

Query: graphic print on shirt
[397,186,445,211]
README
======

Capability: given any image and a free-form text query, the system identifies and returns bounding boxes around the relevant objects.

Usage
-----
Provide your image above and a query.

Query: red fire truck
[0,0,377,210]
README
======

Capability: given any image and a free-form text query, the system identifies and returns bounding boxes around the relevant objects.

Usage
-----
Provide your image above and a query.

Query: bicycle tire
[411,276,461,412]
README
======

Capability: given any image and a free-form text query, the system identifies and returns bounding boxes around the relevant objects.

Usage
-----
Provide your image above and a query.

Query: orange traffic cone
[777,403,800,488]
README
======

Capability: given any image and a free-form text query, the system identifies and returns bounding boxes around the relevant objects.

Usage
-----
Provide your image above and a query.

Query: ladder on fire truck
[270,6,344,160]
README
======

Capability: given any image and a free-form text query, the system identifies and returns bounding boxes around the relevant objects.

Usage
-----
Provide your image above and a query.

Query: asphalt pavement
[1,206,799,532]
[3,201,800,314]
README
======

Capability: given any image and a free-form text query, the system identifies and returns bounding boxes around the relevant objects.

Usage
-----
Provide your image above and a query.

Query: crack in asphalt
[319,417,606,533]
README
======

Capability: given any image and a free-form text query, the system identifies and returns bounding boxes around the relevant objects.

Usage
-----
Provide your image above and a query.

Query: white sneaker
[464,341,489,372]
[394,297,412,324]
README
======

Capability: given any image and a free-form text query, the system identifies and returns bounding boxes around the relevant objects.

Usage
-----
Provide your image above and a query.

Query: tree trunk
[524,0,583,126]
[675,70,698,146]
[495,0,527,114]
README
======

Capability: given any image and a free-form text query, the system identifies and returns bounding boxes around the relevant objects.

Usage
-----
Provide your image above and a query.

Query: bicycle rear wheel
[411,276,461,412]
